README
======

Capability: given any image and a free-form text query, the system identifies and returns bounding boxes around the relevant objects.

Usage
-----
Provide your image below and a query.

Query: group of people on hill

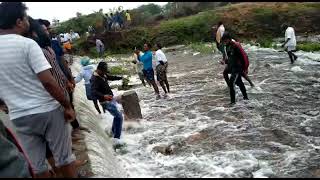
[0,2,95,178]
[104,10,131,31]
[214,21,297,105]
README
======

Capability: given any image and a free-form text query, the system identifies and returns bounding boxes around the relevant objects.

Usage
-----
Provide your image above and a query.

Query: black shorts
[142,69,155,81]
[156,62,168,82]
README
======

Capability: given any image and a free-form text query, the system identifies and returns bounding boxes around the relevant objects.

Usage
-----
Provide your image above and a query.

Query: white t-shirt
[285,27,296,47]
[0,34,59,120]
[64,33,72,42]
[155,49,168,66]
[216,25,225,43]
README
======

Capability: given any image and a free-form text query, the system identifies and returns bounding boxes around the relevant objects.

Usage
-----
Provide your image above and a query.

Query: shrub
[297,42,320,52]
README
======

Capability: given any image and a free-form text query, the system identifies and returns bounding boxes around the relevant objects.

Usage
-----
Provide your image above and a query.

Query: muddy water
[111,46,320,178]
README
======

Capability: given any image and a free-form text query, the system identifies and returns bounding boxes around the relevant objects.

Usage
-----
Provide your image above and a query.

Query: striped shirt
[42,47,69,99]
[0,34,59,120]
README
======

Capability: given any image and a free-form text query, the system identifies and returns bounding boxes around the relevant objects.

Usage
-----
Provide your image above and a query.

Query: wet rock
[152,145,173,155]
[304,111,319,116]
[185,132,209,145]
[224,116,240,122]
[264,63,271,68]
[121,90,142,120]
[312,169,320,177]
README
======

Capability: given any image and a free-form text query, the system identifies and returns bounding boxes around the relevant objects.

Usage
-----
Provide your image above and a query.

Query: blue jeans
[102,101,123,139]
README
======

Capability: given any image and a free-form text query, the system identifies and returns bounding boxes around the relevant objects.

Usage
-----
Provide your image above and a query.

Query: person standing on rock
[0,2,77,177]
[75,57,105,115]
[90,62,125,147]
[154,43,170,97]
[221,33,249,105]
[281,23,298,64]
[135,43,161,99]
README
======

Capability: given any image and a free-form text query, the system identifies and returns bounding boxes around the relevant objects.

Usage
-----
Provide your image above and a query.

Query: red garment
[233,41,249,74]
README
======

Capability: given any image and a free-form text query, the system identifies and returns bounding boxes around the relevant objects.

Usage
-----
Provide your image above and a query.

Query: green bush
[109,66,128,75]
[189,42,215,54]
[257,37,274,48]
[297,42,320,52]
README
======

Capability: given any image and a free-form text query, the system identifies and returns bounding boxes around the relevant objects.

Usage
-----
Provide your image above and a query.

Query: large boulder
[120,90,142,120]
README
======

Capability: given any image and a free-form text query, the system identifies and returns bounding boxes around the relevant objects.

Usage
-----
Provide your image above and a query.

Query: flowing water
[72,45,320,178]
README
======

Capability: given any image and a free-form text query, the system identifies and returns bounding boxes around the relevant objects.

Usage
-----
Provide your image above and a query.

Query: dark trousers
[69,92,80,129]
[287,51,297,64]
[102,101,123,139]
[229,72,248,103]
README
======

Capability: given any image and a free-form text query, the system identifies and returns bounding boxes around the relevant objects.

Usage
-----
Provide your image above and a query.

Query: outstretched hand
[134,49,140,55]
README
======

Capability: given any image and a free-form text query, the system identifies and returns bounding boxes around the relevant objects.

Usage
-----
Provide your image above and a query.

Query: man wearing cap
[90,62,124,146]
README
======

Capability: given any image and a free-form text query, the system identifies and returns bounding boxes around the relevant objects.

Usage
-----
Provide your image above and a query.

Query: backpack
[233,41,249,72]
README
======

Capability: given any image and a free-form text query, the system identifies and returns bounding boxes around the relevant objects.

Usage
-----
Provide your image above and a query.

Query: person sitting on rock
[75,57,105,115]
[90,62,125,147]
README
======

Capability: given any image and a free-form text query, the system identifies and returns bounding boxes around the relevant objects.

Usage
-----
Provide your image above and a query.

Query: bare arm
[37,69,71,109]
[282,38,290,47]
[61,56,74,82]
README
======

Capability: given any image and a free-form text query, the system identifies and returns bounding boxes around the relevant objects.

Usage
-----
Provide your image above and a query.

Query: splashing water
[71,44,320,178]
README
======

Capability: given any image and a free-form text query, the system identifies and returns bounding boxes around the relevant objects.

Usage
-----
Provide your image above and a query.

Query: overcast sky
[25,2,168,23]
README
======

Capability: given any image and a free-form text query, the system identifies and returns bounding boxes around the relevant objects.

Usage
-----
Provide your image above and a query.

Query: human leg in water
[235,75,249,100]
[242,72,254,87]
[164,79,170,93]
[229,73,248,104]
[103,102,123,144]
[150,79,160,98]
[223,65,230,87]
[159,81,168,94]
[288,50,297,63]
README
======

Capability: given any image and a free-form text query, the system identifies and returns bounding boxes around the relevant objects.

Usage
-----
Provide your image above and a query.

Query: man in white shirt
[96,38,105,58]
[281,24,298,64]
[215,21,226,61]
[0,2,77,178]
[154,43,170,97]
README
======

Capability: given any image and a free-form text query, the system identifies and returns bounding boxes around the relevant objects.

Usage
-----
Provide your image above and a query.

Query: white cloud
[25,2,168,22]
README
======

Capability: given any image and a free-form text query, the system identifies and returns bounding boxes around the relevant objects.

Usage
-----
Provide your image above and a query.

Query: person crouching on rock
[90,62,125,146]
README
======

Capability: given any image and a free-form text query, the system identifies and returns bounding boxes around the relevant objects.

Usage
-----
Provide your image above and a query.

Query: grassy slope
[73,2,320,56]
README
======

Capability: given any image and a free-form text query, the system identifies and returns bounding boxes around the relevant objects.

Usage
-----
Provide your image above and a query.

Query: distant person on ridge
[154,43,170,97]
[281,23,298,64]
[95,38,105,58]
[135,43,161,99]
[221,32,249,105]
[125,10,131,28]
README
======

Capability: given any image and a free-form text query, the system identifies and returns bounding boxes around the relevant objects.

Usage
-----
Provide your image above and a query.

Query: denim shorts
[142,69,155,81]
